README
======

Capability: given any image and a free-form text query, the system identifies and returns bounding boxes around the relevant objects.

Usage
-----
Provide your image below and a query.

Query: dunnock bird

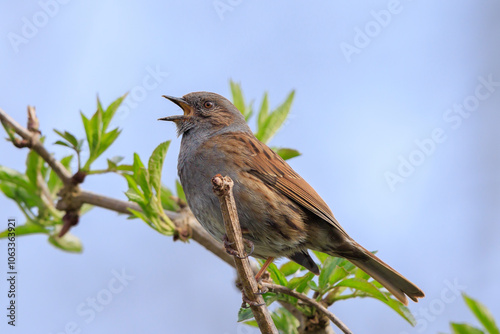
[159,92,424,305]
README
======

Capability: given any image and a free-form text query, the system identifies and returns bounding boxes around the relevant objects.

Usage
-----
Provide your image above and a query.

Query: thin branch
[262,282,352,334]
[0,107,72,184]
[77,189,235,267]
[212,175,278,334]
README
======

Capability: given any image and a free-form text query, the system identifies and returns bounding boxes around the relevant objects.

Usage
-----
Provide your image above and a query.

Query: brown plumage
[160,91,425,305]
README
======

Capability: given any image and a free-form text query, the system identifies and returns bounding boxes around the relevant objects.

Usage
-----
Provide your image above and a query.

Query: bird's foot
[241,290,265,308]
[222,235,254,259]
[255,282,269,295]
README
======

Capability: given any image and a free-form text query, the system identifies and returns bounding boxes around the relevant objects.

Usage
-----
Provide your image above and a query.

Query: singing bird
[159,92,424,305]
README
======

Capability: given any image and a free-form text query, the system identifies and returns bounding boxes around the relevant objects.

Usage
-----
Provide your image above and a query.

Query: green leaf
[257,92,269,130]
[96,128,121,157]
[47,155,72,195]
[378,293,416,326]
[329,265,350,285]
[138,167,151,201]
[273,147,301,161]
[109,156,124,165]
[335,278,388,301]
[267,263,287,286]
[160,185,179,211]
[83,104,103,168]
[107,156,126,171]
[280,261,301,276]
[0,222,48,238]
[354,266,371,280]
[319,256,341,289]
[97,95,104,116]
[125,189,145,204]
[80,111,91,142]
[339,258,356,272]
[242,320,258,328]
[287,272,315,293]
[1,119,17,143]
[463,293,499,334]
[313,250,329,264]
[450,323,485,334]
[54,140,72,148]
[102,94,126,132]
[307,280,319,291]
[230,80,246,117]
[237,306,254,323]
[237,294,277,322]
[0,182,40,209]
[123,174,144,201]
[148,141,170,198]
[271,307,300,334]
[176,180,186,203]
[0,166,35,191]
[82,97,123,171]
[127,208,150,223]
[256,90,295,143]
[90,110,101,153]
[48,229,83,253]
[54,129,79,148]
[25,148,42,188]
[132,154,151,200]
[76,139,84,150]
[229,80,253,121]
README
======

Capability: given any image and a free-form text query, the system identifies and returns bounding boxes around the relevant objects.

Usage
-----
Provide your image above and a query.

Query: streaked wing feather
[224,132,348,236]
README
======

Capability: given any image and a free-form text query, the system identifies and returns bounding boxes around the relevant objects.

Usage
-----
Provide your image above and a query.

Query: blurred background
[1,1,499,333]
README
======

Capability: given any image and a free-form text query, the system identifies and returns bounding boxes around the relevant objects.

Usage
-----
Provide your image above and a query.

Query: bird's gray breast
[177,135,231,241]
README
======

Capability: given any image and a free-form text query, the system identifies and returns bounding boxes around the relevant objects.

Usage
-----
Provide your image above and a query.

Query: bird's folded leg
[255,257,275,281]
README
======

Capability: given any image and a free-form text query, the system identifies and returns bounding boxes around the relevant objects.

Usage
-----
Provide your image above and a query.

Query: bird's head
[159,92,249,137]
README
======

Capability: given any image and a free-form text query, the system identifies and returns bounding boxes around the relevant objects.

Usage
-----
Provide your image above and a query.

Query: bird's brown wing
[223,132,348,236]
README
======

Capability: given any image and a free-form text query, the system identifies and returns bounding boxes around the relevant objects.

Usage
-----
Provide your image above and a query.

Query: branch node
[71,170,87,184]
[59,210,80,237]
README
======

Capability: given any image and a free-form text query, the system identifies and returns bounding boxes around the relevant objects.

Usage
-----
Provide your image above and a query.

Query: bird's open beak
[158,95,191,122]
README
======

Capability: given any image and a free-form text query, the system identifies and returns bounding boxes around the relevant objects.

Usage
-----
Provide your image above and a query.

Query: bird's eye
[204,101,214,109]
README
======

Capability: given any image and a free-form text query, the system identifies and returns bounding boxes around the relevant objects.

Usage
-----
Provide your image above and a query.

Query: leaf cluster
[230,80,300,160]
[123,142,177,235]
[0,147,84,252]
[239,251,415,331]
[444,294,499,334]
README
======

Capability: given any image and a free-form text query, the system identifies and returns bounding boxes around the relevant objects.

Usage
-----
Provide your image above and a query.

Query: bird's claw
[255,283,268,295]
[241,291,265,308]
[222,235,254,259]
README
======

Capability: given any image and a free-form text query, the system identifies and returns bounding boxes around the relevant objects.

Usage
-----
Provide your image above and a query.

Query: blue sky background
[1,1,499,333]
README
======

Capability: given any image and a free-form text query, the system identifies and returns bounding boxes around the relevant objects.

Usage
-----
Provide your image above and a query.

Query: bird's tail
[329,244,424,305]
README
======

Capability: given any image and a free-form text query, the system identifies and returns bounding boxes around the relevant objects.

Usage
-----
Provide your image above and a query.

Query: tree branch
[1,107,352,334]
[262,282,352,334]
[77,189,235,267]
[0,107,72,184]
[212,174,278,334]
